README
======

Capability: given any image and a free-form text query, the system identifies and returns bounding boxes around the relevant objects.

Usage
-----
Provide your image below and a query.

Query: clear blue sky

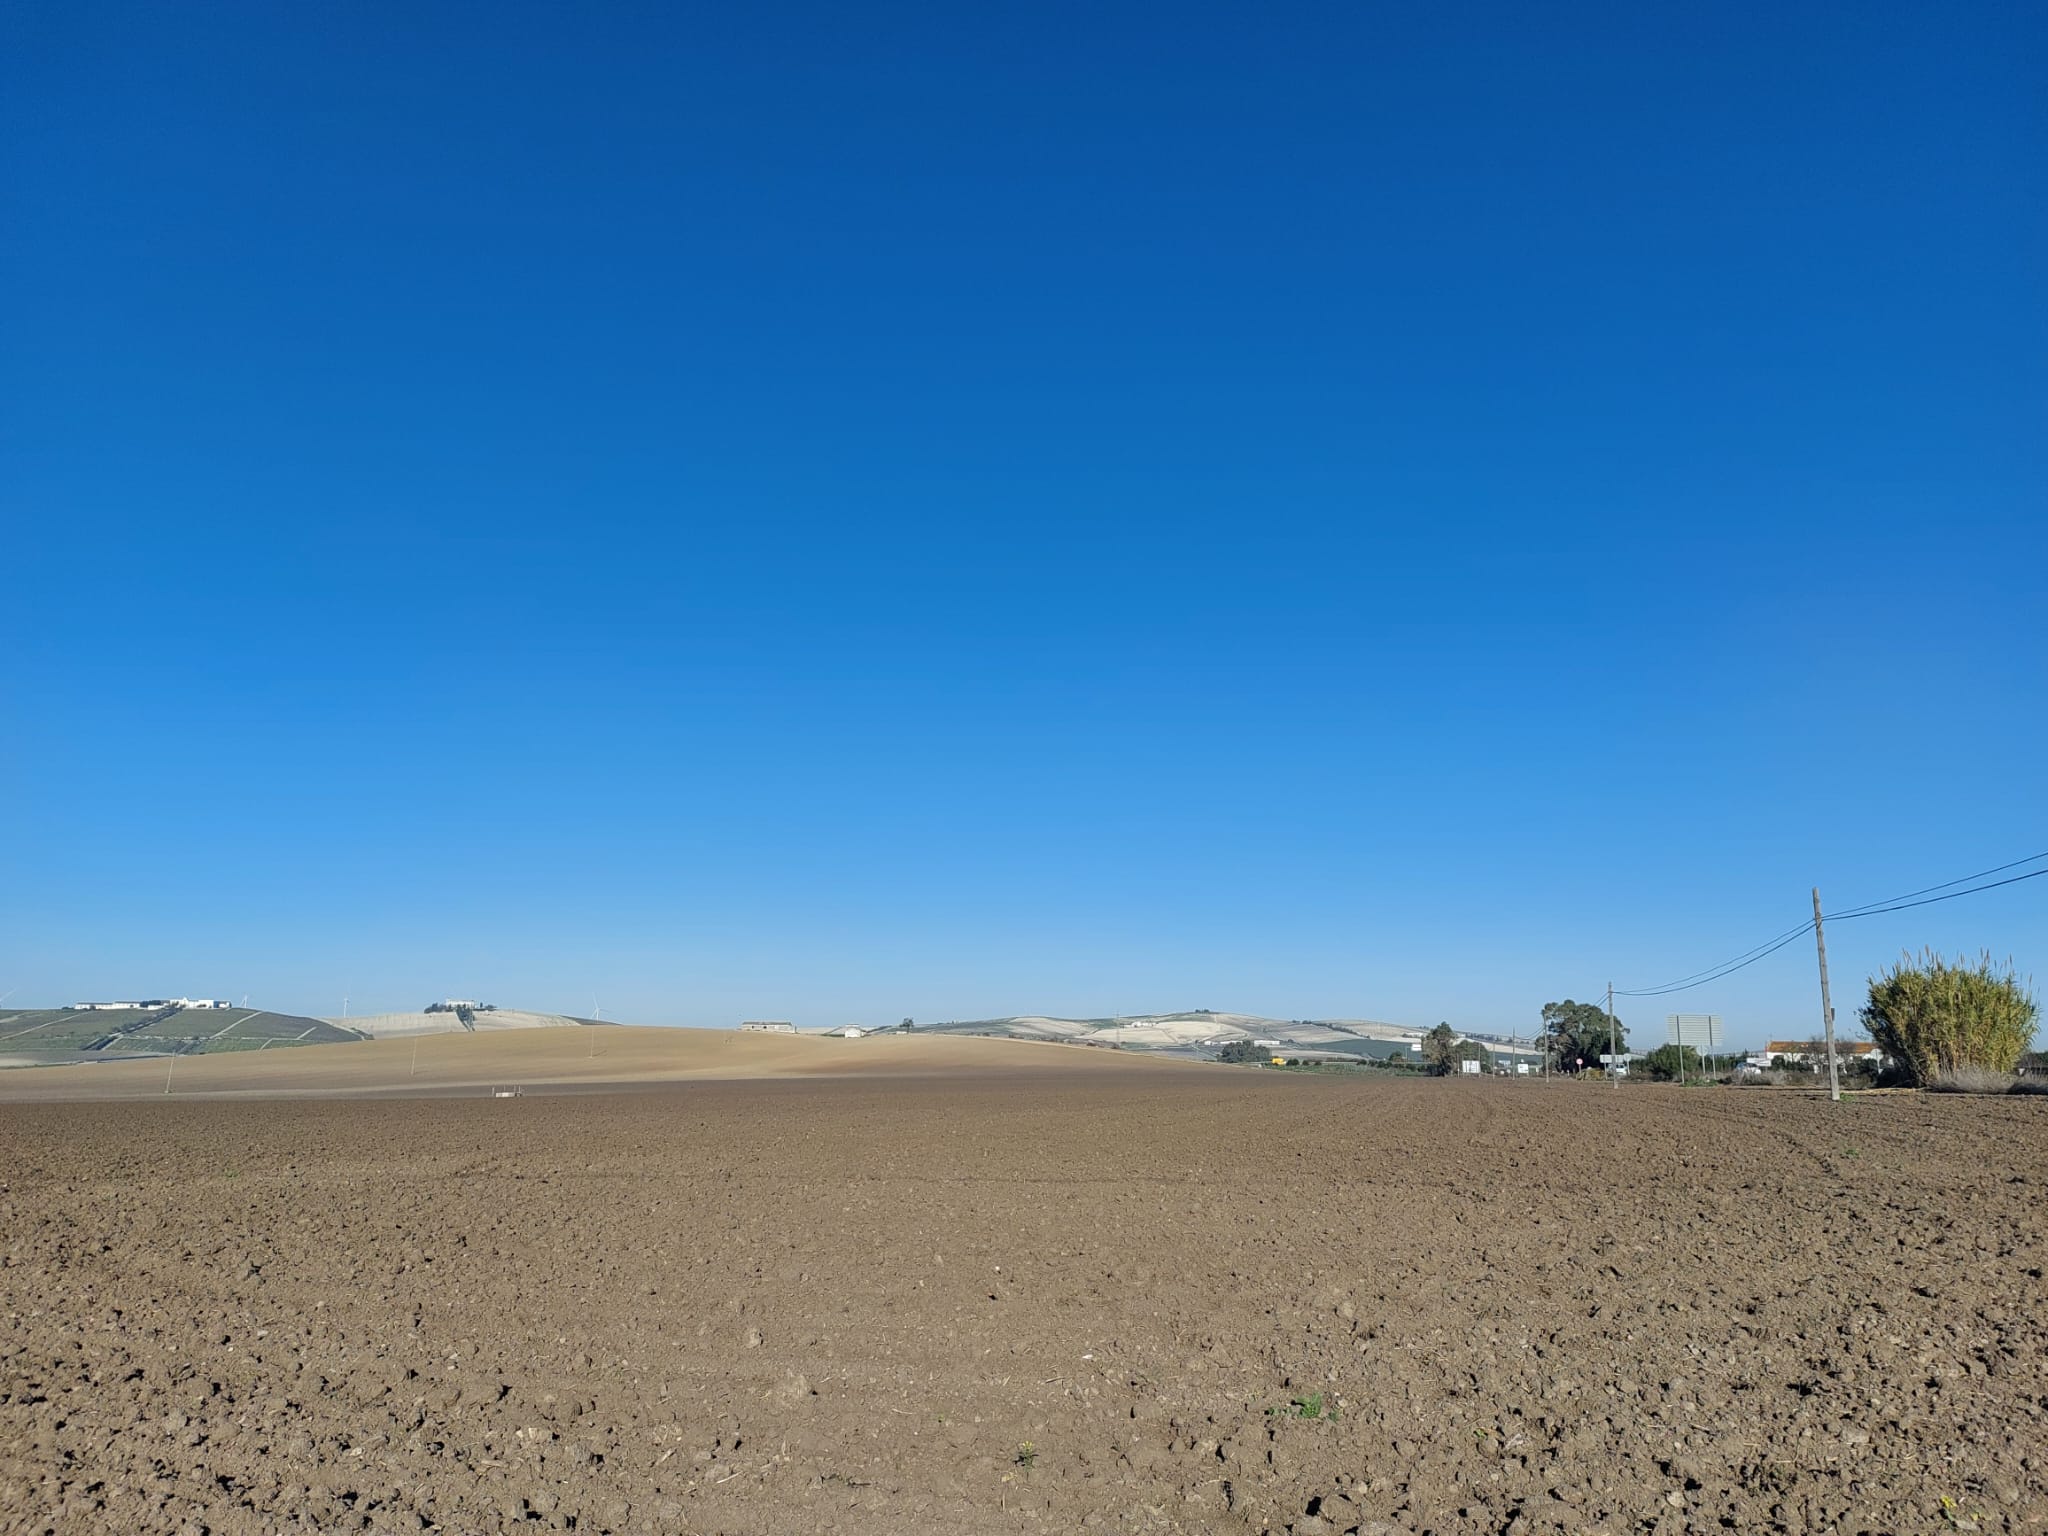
[4,2,2043,1044]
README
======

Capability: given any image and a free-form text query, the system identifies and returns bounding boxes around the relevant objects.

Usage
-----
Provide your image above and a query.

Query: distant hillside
[333,1008,598,1039]
[0,1006,360,1068]
[914,1012,1431,1058]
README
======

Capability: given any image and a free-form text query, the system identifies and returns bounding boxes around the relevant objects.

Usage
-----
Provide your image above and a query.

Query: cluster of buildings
[740,1020,870,1037]
[1587,1040,1890,1076]
[67,998,231,1012]
[1746,1040,1887,1071]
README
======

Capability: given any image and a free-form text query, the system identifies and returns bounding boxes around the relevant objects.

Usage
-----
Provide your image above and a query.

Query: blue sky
[4,2,2043,1044]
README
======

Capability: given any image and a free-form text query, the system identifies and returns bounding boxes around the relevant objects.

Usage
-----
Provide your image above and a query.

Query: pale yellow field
[0,1024,1200,1100]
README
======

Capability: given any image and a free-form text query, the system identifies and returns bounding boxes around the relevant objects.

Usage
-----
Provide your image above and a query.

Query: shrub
[1638,1043,1702,1082]
[1860,951,2038,1087]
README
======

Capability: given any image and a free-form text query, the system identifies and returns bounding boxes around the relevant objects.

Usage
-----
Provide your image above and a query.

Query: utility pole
[164,1052,175,1096]
[1812,886,1842,1103]
[411,1036,420,1077]
[1606,983,1618,1090]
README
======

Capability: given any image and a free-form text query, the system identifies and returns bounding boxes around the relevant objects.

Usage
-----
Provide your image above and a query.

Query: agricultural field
[0,1052,2042,1535]
[0,1006,356,1068]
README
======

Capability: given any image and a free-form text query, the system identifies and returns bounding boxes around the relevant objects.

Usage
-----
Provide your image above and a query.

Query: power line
[1614,918,1817,997]
[1611,848,2047,1000]
[1615,922,1815,998]
[1827,864,2048,921]
[1824,850,2048,920]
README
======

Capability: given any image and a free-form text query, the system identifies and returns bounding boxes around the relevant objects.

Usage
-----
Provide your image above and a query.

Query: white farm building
[68,998,231,1011]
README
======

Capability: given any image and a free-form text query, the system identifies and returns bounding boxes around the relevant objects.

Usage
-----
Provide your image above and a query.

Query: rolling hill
[913,1010,1431,1058]
[0,1023,1207,1100]
[0,1006,359,1069]
[909,1012,1546,1065]
[332,1007,597,1038]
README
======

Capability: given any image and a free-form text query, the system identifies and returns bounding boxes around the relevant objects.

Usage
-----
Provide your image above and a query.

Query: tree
[900,1017,915,1031]
[1860,950,2037,1086]
[1451,1040,1491,1073]
[1421,1022,1459,1075]
[1539,1000,1624,1073]
[1217,1040,1265,1065]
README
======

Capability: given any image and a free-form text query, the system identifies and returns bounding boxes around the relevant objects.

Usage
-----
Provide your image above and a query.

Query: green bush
[1859,951,2037,1087]
[1639,1043,1701,1081]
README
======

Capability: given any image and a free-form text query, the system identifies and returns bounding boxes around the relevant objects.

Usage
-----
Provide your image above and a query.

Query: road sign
[1666,1015,1723,1086]
[1667,1014,1722,1048]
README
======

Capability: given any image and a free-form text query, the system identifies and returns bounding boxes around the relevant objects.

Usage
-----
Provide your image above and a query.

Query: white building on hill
[68,997,230,1011]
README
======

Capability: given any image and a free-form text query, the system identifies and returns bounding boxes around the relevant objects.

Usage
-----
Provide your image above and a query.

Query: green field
[0,1006,360,1066]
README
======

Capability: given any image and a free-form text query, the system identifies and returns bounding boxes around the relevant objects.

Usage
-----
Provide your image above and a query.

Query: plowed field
[2,1072,2042,1535]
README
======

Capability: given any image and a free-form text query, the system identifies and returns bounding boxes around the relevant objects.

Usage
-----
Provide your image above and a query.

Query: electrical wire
[1823,849,2048,920]
[1615,922,1815,998]
[1610,848,2048,999]
[1826,865,2048,921]
[1614,918,1818,996]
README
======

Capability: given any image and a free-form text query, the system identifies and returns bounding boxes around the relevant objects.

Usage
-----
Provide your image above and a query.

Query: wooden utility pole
[1606,983,1618,1090]
[1812,886,1841,1103]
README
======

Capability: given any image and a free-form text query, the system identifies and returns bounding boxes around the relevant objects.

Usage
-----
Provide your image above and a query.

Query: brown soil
[0,1026,1189,1102]
[2,1070,2043,1535]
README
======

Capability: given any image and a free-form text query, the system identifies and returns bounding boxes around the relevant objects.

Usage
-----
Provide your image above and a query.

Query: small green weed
[1014,1441,1037,1469]
[1267,1392,1336,1420]
[1939,1494,1988,1531]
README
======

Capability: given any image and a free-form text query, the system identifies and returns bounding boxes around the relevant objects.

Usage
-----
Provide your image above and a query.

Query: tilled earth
[1,1074,2043,1535]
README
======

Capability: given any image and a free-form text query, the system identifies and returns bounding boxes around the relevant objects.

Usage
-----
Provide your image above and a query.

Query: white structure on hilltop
[741,1021,796,1033]
[68,998,230,1011]
[830,1026,867,1038]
